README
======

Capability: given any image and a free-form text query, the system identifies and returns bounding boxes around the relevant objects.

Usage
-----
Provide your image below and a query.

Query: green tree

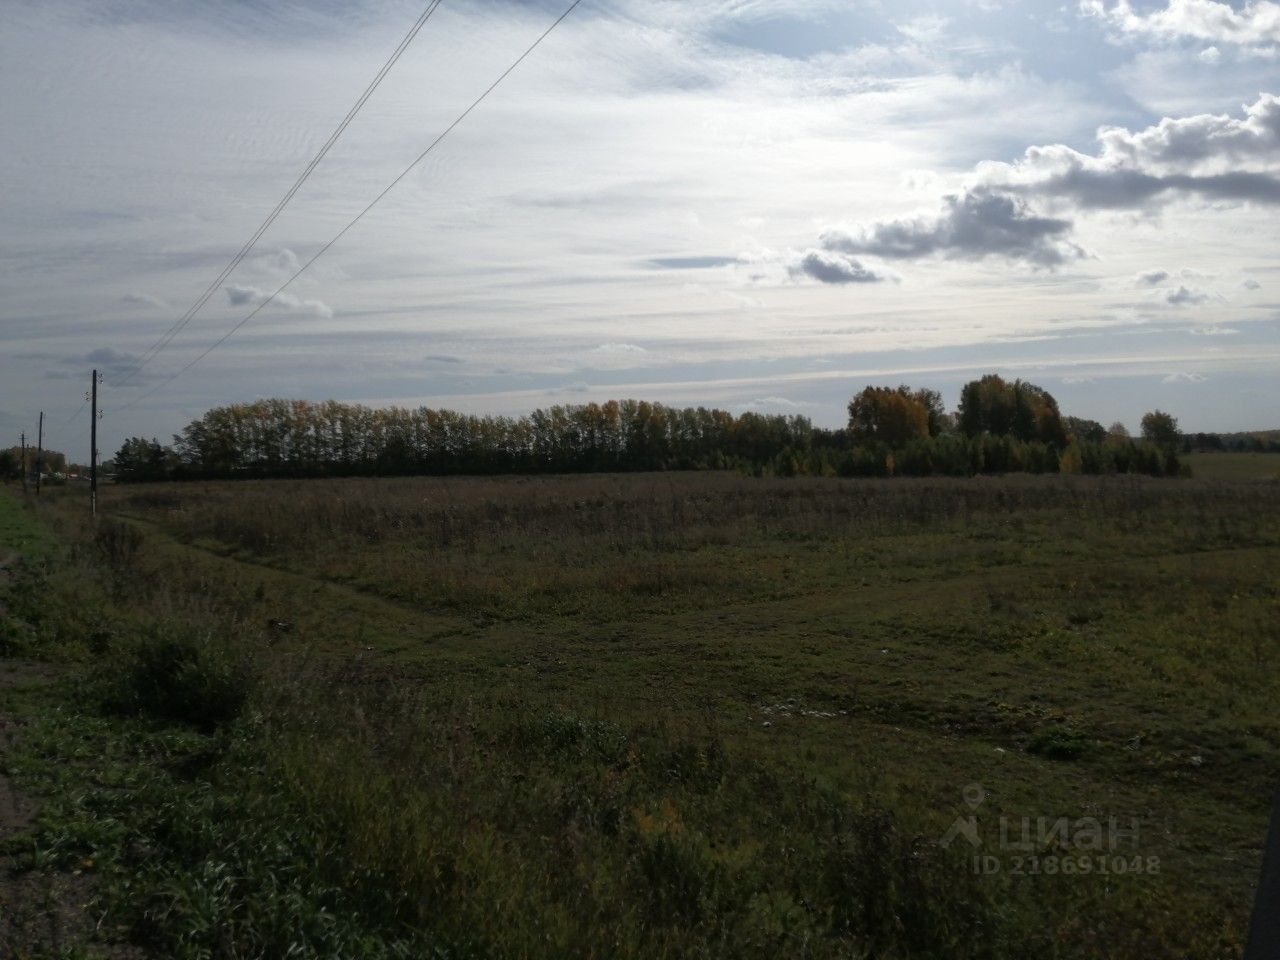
[1140,410,1180,445]
[1064,416,1107,444]
[114,438,175,483]
[958,375,1066,445]
[847,386,930,446]
[913,388,948,437]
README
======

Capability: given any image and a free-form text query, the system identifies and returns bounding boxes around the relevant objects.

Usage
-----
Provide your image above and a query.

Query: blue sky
[2,0,1279,456]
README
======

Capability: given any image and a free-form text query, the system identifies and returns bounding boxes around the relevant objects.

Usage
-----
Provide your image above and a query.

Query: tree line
[1183,430,1280,453]
[0,447,69,483]
[109,376,1187,483]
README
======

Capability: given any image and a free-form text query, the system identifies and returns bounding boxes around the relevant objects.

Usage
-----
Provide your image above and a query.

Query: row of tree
[1182,430,1280,453]
[115,399,814,480]
[841,377,1181,448]
[108,376,1188,482]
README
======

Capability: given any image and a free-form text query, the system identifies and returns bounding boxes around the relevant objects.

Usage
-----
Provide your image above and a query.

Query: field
[1185,451,1280,480]
[2,471,1280,957]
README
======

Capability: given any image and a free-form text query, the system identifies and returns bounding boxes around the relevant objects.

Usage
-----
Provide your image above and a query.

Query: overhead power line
[124,0,586,411]
[63,395,88,426]
[112,0,445,391]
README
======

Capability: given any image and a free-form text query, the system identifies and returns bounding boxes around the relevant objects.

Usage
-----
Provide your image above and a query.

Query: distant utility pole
[90,369,99,518]
[19,432,27,495]
[35,411,43,496]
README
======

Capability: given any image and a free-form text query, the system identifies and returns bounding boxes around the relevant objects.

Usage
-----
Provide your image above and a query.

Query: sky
[2,0,1279,457]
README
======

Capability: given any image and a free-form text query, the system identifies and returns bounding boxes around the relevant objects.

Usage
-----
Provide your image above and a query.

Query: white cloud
[253,248,302,277]
[1082,0,1280,45]
[979,92,1280,209]
[1162,370,1209,382]
[225,284,333,319]
[897,15,950,43]
[736,396,810,409]
[1198,45,1222,63]
[804,93,1280,276]
[725,291,763,309]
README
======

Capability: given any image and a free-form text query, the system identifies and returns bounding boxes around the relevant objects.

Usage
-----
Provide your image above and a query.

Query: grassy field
[0,489,56,565]
[2,472,1279,957]
[1185,451,1280,480]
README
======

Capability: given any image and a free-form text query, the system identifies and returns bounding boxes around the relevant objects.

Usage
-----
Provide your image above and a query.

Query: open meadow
[2,471,1280,957]
[1184,452,1280,481]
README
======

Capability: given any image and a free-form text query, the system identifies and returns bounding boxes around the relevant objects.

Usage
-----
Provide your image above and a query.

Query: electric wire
[111,0,445,391]
[123,0,586,411]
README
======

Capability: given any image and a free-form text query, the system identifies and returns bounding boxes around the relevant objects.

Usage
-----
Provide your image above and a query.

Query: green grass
[1185,451,1280,479]
[2,473,1276,957]
[0,485,58,563]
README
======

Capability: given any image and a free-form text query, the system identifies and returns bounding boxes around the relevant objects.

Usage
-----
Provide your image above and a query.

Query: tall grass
[116,473,1280,559]
[108,473,1280,625]
[114,673,1221,959]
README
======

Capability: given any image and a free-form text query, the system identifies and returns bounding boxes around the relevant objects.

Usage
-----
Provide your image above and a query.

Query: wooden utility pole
[19,432,27,495]
[90,370,99,518]
[1246,785,1280,958]
[35,411,43,495]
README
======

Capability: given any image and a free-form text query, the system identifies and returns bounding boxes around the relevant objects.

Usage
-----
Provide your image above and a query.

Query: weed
[1027,726,1090,760]
[100,625,250,731]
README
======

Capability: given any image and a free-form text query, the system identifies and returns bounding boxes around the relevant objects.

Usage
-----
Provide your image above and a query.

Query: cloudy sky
[3,0,1279,455]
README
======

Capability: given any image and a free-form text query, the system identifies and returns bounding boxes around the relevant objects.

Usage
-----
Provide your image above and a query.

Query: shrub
[1027,725,1089,760]
[103,625,251,730]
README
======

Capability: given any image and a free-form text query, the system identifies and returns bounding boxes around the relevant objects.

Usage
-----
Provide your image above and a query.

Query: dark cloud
[789,249,887,284]
[821,190,1084,268]
[1135,269,1169,286]
[226,285,256,307]
[86,347,136,366]
[1165,285,1211,305]
[423,354,464,365]
[49,347,158,385]
[1016,167,1280,208]
[122,292,168,308]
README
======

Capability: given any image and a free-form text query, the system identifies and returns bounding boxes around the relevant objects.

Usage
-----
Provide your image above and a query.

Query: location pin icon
[963,783,985,810]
